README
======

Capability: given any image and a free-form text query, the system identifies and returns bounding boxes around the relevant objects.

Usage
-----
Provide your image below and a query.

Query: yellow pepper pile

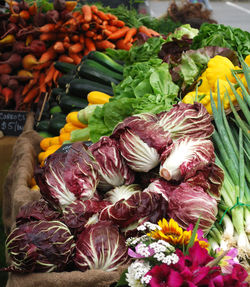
[37,90,111,166]
[182,55,250,114]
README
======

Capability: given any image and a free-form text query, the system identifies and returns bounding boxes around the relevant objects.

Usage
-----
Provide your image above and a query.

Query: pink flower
[209,264,249,287]
[146,242,221,287]
[215,248,238,274]
[128,243,155,259]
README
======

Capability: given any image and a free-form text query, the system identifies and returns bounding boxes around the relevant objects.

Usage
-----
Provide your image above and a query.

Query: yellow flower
[147,218,208,249]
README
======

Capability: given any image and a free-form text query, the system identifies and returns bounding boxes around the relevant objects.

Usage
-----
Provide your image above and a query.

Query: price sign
[0,110,27,136]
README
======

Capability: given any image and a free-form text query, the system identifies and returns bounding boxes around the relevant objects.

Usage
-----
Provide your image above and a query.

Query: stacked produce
[0,0,161,111]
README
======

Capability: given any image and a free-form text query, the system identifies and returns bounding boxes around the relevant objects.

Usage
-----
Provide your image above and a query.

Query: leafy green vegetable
[166,24,199,43]
[89,62,179,142]
[99,4,180,34]
[105,37,165,65]
[89,98,135,142]
[191,23,250,58]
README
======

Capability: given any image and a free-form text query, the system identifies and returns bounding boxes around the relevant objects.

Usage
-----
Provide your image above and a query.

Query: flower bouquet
[116,218,249,287]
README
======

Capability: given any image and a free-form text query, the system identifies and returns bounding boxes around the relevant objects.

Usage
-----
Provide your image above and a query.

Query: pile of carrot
[0,0,160,111]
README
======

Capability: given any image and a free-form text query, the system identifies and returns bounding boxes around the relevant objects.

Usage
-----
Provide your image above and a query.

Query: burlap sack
[2,113,127,287]
[6,267,127,287]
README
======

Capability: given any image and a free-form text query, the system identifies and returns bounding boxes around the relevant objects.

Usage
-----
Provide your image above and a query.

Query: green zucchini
[54,62,76,74]
[77,59,123,81]
[48,114,66,135]
[87,51,124,74]
[78,65,120,86]
[68,78,113,98]
[59,95,88,114]
[36,120,50,132]
[58,74,75,89]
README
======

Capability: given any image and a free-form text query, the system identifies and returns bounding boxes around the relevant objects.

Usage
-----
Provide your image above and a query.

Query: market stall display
[0,0,250,286]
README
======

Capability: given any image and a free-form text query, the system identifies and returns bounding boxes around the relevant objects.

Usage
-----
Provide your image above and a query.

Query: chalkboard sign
[0,110,27,136]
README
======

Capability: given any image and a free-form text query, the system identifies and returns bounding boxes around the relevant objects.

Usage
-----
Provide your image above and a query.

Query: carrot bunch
[0,0,160,111]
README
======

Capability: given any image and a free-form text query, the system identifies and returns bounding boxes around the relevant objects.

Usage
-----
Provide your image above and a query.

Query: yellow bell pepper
[197,71,211,93]
[244,55,250,66]
[182,91,219,115]
[206,55,235,89]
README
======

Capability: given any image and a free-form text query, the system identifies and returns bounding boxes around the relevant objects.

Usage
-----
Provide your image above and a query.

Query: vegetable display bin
[2,113,126,287]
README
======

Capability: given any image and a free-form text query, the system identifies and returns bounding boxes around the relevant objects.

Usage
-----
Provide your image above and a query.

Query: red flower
[209,264,249,287]
[146,242,221,287]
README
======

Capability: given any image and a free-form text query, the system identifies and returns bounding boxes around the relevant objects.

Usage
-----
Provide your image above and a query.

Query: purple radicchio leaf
[89,136,135,191]
[99,190,168,238]
[159,137,215,182]
[157,102,214,140]
[5,220,75,273]
[185,162,224,200]
[111,113,172,172]
[16,198,61,226]
[35,142,99,210]
[145,179,218,234]
[61,199,111,235]
[74,221,128,271]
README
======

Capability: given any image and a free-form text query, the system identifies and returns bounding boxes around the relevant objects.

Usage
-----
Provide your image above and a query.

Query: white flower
[154,252,179,265]
[149,242,167,253]
[141,275,152,285]
[137,221,161,232]
[126,260,151,286]
[137,243,151,257]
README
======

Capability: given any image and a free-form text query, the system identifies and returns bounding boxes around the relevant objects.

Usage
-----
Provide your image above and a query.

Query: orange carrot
[22,71,39,95]
[39,47,57,63]
[81,5,92,22]
[44,63,56,84]
[81,23,90,31]
[64,35,70,43]
[63,41,71,49]
[138,25,152,37]
[105,25,119,32]
[19,10,30,20]
[93,34,103,41]
[69,53,82,65]
[116,39,132,51]
[83,49,90,56]
[95,40,115,50]
[72,11,81,17]
[85,30,95,38]
[79,34,85,44]
[39,23,56,33]
[33,61,52,71]
[23,86,39,103]
[58,55,74,63]
[28,3,37,16]
[96,10,109,21]
[2,87,13,104]
[106,13,117,20]
[53,41,65,53]
[40,33,57,42]
[107,26,130,40]
[102,29,112,37]
[69,43,83,54]
[39,73,46,93]
[71,34,80,43]
[146,28,160,37]
[124,27,137,44]
[85,37,96,52]
[109,20,125,28]
[53,70,61,84]
[90,5,98,14]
